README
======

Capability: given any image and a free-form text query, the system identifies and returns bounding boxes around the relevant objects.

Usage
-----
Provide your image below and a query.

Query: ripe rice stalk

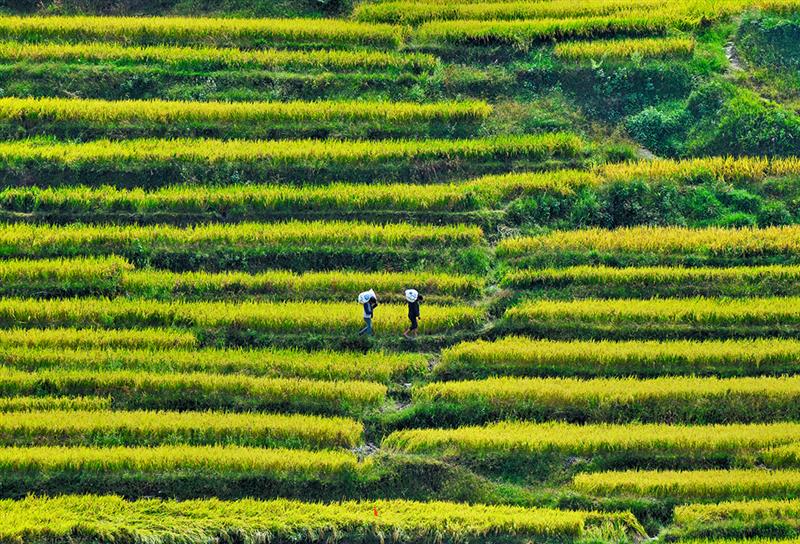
[436,337,800,379]
[497,226,800,259]
[0,96,492,126]
[412,375,800,423]
[0,495,642,542]
[384,421,800,457]
[0,396,111,412]
[0,409,362,449]
[0,328,197,350]
[0,169,598,215]
[0,346,425,383]
[0,40,438,72]
[574,469,800,499]
[554,37,695,60]
[0,297,485,334]
[0,15,408,48]
[0,368,388,415]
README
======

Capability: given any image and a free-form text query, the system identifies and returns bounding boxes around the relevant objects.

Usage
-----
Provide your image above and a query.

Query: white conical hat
[358,289,376,304]
[405,289,418,303]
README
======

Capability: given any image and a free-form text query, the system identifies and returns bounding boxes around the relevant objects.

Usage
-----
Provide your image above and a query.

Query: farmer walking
[358,289,378,336]
[403,288,422,338]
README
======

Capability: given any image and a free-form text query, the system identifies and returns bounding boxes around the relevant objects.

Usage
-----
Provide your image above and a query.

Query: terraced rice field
[0,0,797,541]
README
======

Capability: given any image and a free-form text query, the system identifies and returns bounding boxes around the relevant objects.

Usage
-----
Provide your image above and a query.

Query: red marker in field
[374,506,378,517]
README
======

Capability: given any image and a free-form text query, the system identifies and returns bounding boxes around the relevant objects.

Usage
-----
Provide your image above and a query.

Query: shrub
[686,80,730,118]
[700,94,800,157]
[625,104,688,157]
[738,10,800,69]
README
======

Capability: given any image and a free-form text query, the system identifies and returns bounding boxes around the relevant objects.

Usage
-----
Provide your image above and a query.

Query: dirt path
[725,41,745,72]
[637,146,657,160]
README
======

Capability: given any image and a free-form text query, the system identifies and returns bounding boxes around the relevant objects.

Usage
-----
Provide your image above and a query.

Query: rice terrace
[0,0,797,541]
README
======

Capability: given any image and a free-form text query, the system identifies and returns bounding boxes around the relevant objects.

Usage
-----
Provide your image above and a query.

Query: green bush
[759,201,793,226]
[700,93,800,157]
[717,211,758,228]
[519,64,693,122]
[503,178,797,230]
[738,10,800,70]
[625,104,688,156]
[686,80,730,118]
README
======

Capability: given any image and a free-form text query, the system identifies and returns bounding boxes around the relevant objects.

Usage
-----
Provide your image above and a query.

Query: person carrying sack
[358,289,378,336]
[403,288,423,338]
